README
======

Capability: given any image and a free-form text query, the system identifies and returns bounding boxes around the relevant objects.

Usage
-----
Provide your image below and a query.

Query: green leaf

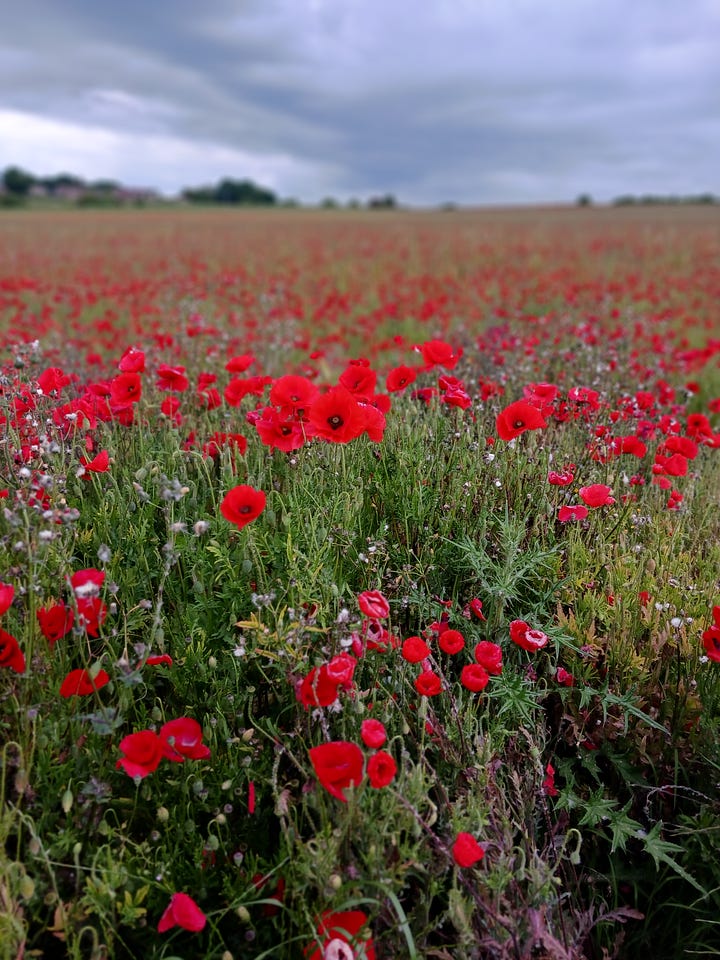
[641,822,708,896]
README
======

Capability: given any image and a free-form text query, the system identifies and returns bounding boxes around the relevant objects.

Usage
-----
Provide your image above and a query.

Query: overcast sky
[1,0,718,205]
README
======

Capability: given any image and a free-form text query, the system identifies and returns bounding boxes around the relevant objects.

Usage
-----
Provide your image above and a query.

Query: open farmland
[1,205,720,959]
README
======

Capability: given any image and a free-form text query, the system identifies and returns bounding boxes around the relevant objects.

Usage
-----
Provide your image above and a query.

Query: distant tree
[3,166,35,196]
[39,173,86,193]
[320,197,338,209]
[89,179,121,194]
[576,193,593,207]
[183,178,277,206]
[367,194,397,210]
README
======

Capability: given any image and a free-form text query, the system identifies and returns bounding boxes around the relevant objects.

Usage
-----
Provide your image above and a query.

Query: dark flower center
[328,415,344,429]
[513,419,525,428]
[239,505,252,514]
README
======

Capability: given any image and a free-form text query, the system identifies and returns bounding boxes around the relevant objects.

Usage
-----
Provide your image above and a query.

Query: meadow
[1,205,720,959]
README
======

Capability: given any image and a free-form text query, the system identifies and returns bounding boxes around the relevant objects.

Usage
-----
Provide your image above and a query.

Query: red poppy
[76,597,108,637]
[253,407,306,452]
[225,353,256,373]
[71,568,105,596]
[339,363,377,398]
[460,663,490,692]
[309,741,364,802]
[414,670,443,697]
[220,485,266,529]
[467,598,486,621]
[360,719,387,749]
[452,832,485,868]
[496,400,547,441]
[0,629,25,674]
[156,364,189,392]
[146,653,173,667]
[542,762,558,797]
[0,581,13,616]
[473,641,503,675]
[299,666,341,708]
[269,374,319,414]
[357,590,390,620]
[386,365,417,392]
[37,602,74,645]
[109,373,142,408]
[510,620,548,652]
[419,339,462,370]
[305,910,376,960]
[438,629,465,655]
[59,667,110,698]
[78,450,110,475]
[307,386,368,443]
[37,366,72,394]
[556,667,575,687]
[547,467,575,485]
[367,750,397,788]
[116,730,165,779]
[224,375,272,406]
[401,636,431,663]
[325,653,357,687]
[579,484,615,507]
[158,892,207,933]
[118,346,145,373]
[558,504,589,522]
[160,717,211,761]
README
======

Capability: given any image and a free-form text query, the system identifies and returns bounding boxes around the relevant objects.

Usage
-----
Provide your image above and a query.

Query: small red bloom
[452,832,485,868]
[37,602,74,645]
[309,741,364,802]
[547,468,575,485]
[158,892,207,933]
[116,730,165,779]
[0,629,25,674]
[220,484,266,529]
[414,670,443,697]
[307,386,368,443]
[702,626,720,662]
[109,373,142,408]
[360,718,387,749]
[305,910,376,960]
[496,400,547,441]
[460,663,490,692]
[76,597,108,637]
[473,641,503,675]
[467,598,486,621]
[386,365,418,392]
[70,568,105,596]
[160,717,211,761]
[556,667,575,687]
[59,667,110,698]
[0,581,14,616]
[579,484,615,507]
[401,636,431,663]
[558,504,589,522]
[510,620,549,652]
[419,339,462,370]
[542,762,559,796]
[299,666,341,708]
[367,750,397,788]
[438,629,465,655]
[146,653,173,667]
[118,346,145,373]
[357,590,390,620]
[156,364,189,392]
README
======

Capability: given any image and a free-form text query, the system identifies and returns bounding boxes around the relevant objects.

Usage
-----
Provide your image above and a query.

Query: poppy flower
[0,629,25,674]
[59,667,110,698]
[557,504,589,522]
[460,663,490,692]
[158,892,207,933]
[109,373,142,408]
[473,641,503,675]
[307,386,368,443]
[309,741,364,802]
[76,597,108,637]
[556,667,575,687]
[510,620,548,652]
[146,653,173,667]
[325,653,357,687]
[467,598,486,621]
[118,346,145,373]
[225,353,256,373]
[357,590,390,620]
[71,568,105,596]
[414,670,443,697]
[367,750,397,788]
[305,909,376,960]
[438,629,465,655]
[0,581,14,616]
[419,339,462,370]
[542,762,558,796]
[160,717,211,761]
[269,374,319,414]
[496,400,547,441]
[452,832,485,868]
[299,666,341,708]
[220,484,266,530]
[37,602,74,646]
[579,484,615,508]
[253,407,306,452]
[360,719,387,749]
[339,363,377,398]
[37,366,72,394]
[547,468,574,486]
[156,364,189,392]
[386,365,417,392]
[116,730,165,779]
[401,636,431,663]
[78,450,110,475]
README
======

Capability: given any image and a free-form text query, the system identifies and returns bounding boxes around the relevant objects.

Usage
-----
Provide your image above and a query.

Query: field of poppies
[1,205,720,960]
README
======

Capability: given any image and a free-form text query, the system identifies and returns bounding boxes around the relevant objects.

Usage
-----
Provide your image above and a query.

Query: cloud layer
[2,0,719,203]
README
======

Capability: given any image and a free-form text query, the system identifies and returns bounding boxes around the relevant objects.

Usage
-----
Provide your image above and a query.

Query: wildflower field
[1,205,720,960]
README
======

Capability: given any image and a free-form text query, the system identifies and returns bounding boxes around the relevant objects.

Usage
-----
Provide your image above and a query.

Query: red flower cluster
[117,717,211,779]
